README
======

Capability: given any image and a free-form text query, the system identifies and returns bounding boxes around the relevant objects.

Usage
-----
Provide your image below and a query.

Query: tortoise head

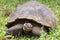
[23,23,33,33]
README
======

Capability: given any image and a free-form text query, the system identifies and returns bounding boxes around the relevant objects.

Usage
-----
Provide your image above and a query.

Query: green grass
[0,0,60,40]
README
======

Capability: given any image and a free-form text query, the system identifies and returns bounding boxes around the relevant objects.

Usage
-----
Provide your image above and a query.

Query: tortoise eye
[23,23,32,28]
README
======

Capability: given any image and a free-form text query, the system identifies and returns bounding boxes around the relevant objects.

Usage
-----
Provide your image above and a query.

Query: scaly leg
[31,26,42,36]
[5,24,23,37]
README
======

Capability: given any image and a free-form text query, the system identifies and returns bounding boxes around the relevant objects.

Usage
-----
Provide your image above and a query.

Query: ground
[0,0,60,40]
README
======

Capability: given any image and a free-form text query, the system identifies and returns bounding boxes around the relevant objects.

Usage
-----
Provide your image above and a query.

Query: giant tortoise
[5,1,57,37]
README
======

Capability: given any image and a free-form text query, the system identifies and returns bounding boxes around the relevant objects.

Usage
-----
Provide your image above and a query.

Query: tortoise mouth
[23,27,32,31]
[23,27,32,33]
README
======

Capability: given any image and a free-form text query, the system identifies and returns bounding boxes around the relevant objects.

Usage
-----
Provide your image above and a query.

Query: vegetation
[0,0,60,40]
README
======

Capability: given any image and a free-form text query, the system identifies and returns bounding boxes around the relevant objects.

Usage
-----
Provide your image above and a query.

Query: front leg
[31,26,43,36]
[5,24,23,37]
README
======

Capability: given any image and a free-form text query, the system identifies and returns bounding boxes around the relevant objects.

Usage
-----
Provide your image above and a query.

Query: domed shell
[7,1,57,27]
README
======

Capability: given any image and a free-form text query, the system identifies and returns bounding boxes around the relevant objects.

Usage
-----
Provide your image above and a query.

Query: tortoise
[5,1,57,37]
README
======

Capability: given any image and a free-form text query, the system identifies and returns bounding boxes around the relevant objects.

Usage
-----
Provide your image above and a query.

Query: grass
[0,0,60,40]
